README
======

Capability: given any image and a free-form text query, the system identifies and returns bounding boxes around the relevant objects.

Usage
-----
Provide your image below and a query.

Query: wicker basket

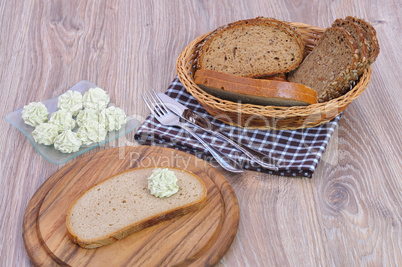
[176,22,372,130]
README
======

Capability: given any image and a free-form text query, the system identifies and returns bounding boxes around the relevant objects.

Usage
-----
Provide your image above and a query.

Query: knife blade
[157,93,279,171]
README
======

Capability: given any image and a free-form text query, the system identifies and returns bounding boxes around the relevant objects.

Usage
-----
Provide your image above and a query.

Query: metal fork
[142,90,244,173]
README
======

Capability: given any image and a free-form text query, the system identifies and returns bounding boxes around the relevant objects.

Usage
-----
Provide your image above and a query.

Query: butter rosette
[32,123,59,145]
[58,91,83,116]
[49,109,76,132]
[99,106,127,131]
[77,121,107,146]
[54,130,82,153]
[148,168,179,198]
[21,102,49,127]
[83,87,110,111]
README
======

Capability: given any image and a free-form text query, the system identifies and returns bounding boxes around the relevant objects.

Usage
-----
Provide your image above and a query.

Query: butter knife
[157,93,279,171]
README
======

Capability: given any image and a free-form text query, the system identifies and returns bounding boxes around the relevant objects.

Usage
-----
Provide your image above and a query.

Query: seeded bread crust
[332,18,370,76]
[194,69,317,106]
[346,16,380,64]
[197,17,305,78]
[66,167,207,249]
[288,27,360,102]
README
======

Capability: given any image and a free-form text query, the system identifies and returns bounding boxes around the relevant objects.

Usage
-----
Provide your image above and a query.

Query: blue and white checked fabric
[135,77,341,178]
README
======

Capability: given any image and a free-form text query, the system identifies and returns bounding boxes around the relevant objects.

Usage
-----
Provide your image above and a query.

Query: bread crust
[345,16,380,64]
[332,18,370,75]
[197,17,305,78]
[66,167,207,249]
[194,69,317,106]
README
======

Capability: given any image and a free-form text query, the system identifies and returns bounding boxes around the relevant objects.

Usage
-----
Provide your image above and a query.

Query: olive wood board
[22,145,240,266]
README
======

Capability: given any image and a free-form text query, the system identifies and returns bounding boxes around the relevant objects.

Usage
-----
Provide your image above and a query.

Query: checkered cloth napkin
[135,77,341,178]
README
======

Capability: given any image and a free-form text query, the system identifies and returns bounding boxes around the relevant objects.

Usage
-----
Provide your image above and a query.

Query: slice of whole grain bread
[346,16,380,64]
[197,17,304,78]
[288,27,360,102]
[332,18,370,76]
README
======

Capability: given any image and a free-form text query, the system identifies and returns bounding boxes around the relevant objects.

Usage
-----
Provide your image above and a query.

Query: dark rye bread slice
[194,69,317,106]
[332,18,370,75]
[288,27,360,102]
[346,16,380,64]
[197,17,304,78]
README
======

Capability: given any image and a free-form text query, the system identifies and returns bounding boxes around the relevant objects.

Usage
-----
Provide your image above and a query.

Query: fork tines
[142,90,169,116]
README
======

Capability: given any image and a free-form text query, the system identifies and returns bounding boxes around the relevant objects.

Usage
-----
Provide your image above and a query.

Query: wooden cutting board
[23,146,240,266]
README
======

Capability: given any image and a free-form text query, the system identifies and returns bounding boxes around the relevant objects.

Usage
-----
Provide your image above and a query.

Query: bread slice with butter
[194,69,317,106]
[66,167,207,249]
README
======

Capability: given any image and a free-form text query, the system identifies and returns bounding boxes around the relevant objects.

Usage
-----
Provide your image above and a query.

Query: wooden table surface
[1,0,401,266]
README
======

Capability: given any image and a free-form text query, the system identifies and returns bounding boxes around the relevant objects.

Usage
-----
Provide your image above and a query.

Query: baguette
[194,69,317,106]
[66,167,207,249]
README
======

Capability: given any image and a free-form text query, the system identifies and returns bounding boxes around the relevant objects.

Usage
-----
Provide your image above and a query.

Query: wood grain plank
[1,0,401,266]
